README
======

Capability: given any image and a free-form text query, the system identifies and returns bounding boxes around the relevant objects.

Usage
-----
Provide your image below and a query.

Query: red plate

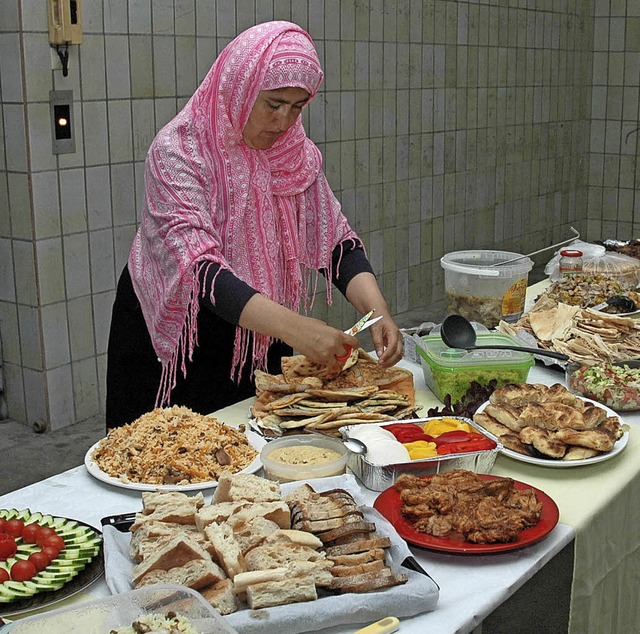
[373,474,560,554]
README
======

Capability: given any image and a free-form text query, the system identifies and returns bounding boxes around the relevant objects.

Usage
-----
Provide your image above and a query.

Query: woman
[106,21,403,429]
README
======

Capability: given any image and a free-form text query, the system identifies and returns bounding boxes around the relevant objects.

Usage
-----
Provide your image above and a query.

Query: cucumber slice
[24,511,44,524]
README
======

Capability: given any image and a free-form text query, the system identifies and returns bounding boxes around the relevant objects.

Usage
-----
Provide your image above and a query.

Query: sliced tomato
[4,519,24,538]
[0,534,17,560]
[34,526,58,546]
[21,523,41,544]
[28,551,51,572]
[0,567,9,584]
[41,545,60,562]
[41,534,65,552]
[11,559,37,582]
[0,518,7,533]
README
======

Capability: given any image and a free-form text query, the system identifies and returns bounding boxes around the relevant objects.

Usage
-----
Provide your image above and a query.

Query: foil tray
[341,416,503,492]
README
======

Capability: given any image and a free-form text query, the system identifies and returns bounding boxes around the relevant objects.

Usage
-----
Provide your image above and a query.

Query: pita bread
[281,355,343,381]
[529,304,579,341]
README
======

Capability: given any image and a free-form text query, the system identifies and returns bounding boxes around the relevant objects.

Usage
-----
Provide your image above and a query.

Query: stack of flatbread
[498,295,640,365]
[252,349,416,435]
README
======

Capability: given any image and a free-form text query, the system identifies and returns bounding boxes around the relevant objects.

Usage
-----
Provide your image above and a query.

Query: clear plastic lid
[418,333,534,369]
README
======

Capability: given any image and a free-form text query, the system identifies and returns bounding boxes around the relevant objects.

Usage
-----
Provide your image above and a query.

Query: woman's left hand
[369,314,403,367]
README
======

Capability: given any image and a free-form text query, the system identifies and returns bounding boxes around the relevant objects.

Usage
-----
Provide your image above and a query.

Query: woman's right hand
[286,315,360,367]
[238,294,359,366]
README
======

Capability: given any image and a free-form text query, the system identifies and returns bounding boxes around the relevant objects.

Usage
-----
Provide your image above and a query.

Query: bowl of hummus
[260,435,348,482]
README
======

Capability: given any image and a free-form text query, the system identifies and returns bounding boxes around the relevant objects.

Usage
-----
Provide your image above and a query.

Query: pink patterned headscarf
[128,21,359,405]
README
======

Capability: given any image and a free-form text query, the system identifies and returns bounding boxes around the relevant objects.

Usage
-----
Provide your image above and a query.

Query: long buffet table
[2,356,639,634]
[3,268,640,632]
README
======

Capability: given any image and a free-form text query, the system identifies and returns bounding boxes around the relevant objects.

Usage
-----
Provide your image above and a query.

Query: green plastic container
[417,332,535,404]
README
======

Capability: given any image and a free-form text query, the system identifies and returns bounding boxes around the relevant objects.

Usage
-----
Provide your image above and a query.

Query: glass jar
[559,249,583,275]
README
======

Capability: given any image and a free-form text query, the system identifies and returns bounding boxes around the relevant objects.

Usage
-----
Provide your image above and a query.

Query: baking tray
[340,417,503,491]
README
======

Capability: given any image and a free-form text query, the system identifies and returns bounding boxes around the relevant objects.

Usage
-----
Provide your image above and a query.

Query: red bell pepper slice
[436,436,496,455]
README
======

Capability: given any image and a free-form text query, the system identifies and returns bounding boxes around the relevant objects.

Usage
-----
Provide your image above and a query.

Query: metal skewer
[490,226,580,267]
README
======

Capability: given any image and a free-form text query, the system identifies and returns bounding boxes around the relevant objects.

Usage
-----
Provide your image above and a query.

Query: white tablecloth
[3,332,638,633]
[0,381,576,634]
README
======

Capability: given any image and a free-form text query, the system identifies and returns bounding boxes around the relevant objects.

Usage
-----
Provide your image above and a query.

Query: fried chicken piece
[428,469,484,493]
[400,503,437,519]
[399,489,455,514]
[503,489,543,527]
[394,473,430,491]
[466,527,520,544]
[520,426,567,459]
[480,477,515,501]
[414,514,453,538]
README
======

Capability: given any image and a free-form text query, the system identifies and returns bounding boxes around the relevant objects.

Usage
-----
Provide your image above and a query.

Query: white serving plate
[475,398,629,468]
[84,430,265,491]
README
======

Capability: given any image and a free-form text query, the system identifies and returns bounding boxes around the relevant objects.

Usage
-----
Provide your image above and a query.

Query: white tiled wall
[588,0,640,239]
[0,0,637,429]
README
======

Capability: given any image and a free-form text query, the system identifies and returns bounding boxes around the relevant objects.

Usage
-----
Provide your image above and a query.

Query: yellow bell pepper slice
[403,440,439,460]
[422,417,473,437]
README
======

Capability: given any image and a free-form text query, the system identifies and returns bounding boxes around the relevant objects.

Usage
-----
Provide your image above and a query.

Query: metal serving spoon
[305,429,368,454]
[440,314,570,361]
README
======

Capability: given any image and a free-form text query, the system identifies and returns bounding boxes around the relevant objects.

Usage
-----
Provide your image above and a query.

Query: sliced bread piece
[213,472,280,504]
[228,516,280,554]
[327,548,386,567]
[330,559,386,577]
[227,501,291,528]
[330,567,408,593]
[283,483,317,506]
[199,578,239,615]
[263,529,323,549]
[245,578,317,609]
[129,521,204,562]
[292,511,364,534]
[204,522,246,579]
[136,558,226,590]
[316,521,376,544]
[323,536,391,557]
[244,542,330,571]
[290,497,361,522]
[132,534,211,584]
[140,490,205,513]
[195,501,251,531]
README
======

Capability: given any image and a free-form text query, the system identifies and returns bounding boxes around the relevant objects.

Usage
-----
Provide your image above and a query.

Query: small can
[559,249,583,275]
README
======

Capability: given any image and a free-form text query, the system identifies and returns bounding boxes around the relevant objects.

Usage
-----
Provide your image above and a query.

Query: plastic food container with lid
[440,250,533,328]
[1,584,237,633]
[260,434,349,482]
[416,332,535,404]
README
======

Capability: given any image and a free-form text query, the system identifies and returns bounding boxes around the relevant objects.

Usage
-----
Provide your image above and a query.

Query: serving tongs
[490,226,581,267]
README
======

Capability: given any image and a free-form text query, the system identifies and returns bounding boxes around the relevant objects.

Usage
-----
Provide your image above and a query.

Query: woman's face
[242,87,310,149]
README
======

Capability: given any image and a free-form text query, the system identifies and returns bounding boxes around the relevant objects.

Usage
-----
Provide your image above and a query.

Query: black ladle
[592,295,637,314]
[440,314,570,361]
